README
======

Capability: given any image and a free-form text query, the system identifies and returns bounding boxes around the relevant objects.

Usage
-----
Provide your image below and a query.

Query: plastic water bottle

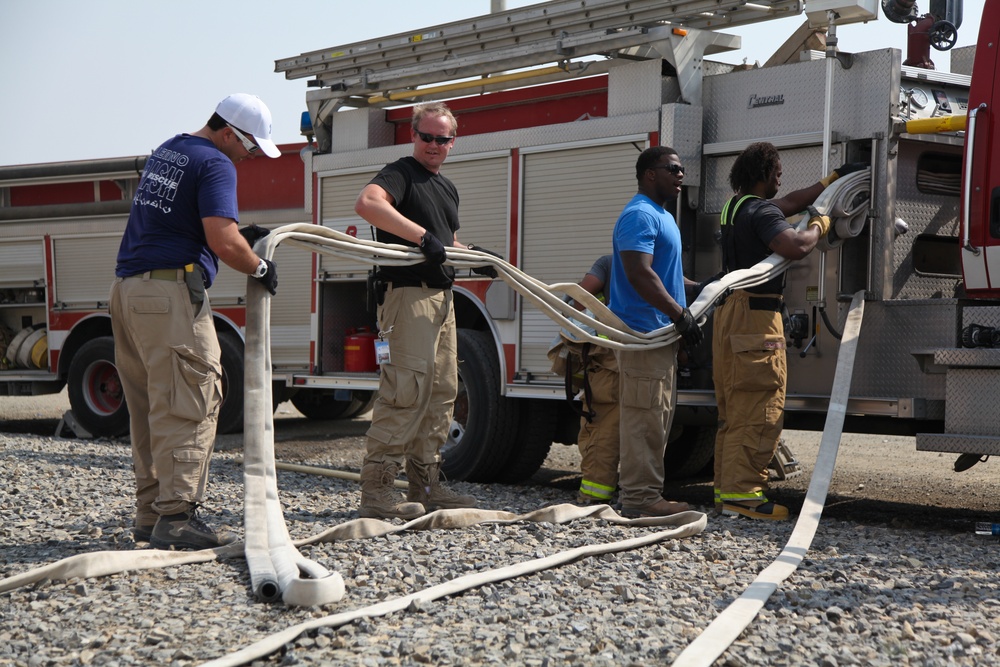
[975,522,1000,536]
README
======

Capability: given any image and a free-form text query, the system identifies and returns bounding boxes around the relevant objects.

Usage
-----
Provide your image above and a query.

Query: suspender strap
[719,194,759,274]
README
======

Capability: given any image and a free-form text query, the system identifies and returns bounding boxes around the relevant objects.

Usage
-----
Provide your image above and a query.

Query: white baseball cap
[215,93,281,158]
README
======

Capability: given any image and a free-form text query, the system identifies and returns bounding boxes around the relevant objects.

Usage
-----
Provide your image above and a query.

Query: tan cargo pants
[365,284,457,466]
[615,341,679,508]
[110,271,222,526]
[711,290,787,505]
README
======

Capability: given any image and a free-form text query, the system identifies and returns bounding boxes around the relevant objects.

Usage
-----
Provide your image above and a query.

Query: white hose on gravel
[0,188,868,666]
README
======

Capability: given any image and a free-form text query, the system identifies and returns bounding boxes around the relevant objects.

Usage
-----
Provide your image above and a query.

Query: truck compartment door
[960,2,1000,296]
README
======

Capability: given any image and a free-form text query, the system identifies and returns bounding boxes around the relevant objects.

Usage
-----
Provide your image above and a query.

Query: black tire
[67,336,129,438]
[440,329,520,482]
[216,332,245,435]
[291,390,370,420]
[664,424,716,479]
[495,398,555,483]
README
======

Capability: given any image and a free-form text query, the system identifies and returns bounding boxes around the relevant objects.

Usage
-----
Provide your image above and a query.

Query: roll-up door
[0,239,44,287]
[264,225,313,368]
[318,170,381,278]
[519,142,639,376]
[52,235,119,305]
[441,156,508,259]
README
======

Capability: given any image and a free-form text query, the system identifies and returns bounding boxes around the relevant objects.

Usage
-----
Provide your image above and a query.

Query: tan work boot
[405,460,478,511]
[359,462,425,520]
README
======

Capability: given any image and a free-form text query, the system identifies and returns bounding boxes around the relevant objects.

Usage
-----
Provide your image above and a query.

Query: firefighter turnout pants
[365,284,458,467]
[109,270,223,527]
[712,290,787,506]
[577,346,620,502]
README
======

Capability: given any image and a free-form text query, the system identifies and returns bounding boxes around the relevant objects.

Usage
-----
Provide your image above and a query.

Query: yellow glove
[806,205,831,237]
[820,162,868,187]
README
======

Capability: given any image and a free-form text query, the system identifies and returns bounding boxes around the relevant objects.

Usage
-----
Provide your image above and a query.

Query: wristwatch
[251,258,268,278]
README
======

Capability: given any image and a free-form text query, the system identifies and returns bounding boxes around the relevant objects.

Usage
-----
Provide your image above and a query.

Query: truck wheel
[216,332,245,435]
[67,336,129,438]
[495,398,555,483]
[664,424,716,479]
[291,390,370,420]
[440,328,520,482]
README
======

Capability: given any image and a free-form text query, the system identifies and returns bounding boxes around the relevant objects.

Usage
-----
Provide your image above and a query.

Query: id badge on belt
[375,326,392,365]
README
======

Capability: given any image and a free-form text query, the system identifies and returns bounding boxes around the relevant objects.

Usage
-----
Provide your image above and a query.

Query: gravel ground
[2,392,1000,666]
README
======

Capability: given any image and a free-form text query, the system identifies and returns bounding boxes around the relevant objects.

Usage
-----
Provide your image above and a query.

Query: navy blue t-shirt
[116,134,239,287]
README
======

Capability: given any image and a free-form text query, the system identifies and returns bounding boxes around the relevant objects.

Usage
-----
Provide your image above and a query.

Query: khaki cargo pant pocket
[730,334,784,392]
[169,345,221,422]
[620,366,667,410]
[380,352,426,409]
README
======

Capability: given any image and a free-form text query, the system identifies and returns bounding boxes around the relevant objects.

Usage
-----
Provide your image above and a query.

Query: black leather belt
[748,297,782,312]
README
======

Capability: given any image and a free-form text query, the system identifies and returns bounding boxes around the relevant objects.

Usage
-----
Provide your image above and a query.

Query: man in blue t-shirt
[608,146,703,519]
[110,93,280,550]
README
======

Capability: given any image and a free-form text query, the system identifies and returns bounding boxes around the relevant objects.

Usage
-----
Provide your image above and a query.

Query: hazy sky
[0,0,985,167]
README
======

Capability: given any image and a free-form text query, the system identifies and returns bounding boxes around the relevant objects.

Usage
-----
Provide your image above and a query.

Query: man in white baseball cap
[214,92,281,158]
[111,92,281,550]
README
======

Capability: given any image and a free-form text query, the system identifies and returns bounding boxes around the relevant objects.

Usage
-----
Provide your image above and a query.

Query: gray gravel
[2,392,1000,666]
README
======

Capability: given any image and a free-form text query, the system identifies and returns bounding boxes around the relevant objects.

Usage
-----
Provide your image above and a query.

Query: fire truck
[269,0,998,482]
[2,0,996,485]
[0,148,324,437]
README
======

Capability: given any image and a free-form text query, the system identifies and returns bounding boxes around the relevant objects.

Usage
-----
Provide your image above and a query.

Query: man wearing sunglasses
[354,101,490,519]
[111,93,281,549]
[608,146,703,519]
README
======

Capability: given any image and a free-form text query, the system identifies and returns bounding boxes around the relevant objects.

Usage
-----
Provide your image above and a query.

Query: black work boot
[150,506,237,550]
[405,460,477,511]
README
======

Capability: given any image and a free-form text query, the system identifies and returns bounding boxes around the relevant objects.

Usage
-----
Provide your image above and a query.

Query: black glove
[419,232,447,266]
[674,308,703,348]
[239,224,270,248]
[253,259,278,295]
[689,272,722,300]
[468,244,502,279]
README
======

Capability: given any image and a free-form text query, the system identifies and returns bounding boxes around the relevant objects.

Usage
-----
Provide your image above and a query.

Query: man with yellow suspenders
[713,141,865,520]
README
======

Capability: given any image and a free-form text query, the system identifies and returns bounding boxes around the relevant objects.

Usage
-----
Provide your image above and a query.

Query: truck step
[915,432,1000,456]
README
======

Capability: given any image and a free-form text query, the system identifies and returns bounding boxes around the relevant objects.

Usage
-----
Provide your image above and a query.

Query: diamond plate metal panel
[946,368,1000,434]
[608,59,666,116]
[962,306,1000,330]
[916,433,1000,455]
[889,138,963,300]
[932,348,1000,367]
[329,108,394,152]
[845,299,953,400]
[661,103,704,187]
[702,50,896,147]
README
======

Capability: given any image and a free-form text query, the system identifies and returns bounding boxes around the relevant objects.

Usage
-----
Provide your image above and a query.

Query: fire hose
[0,190,869,665]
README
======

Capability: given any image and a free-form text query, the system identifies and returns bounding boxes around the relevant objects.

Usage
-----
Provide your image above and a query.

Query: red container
[344,327,378,372]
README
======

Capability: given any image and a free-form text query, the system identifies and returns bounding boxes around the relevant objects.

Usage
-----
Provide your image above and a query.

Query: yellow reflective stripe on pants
[579,478,616,500]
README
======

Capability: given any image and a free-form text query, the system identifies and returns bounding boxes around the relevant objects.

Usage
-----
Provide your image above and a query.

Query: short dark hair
[636,146,678,181]
[729,142,781,192]
[207,112,228,132]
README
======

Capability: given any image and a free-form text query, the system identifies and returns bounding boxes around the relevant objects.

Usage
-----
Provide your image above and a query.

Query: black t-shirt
[729,197,794,295]
[369,156,460,288]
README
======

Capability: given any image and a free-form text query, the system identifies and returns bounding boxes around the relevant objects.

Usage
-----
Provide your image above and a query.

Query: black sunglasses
[416,130,455,145]
[654,163,685,175]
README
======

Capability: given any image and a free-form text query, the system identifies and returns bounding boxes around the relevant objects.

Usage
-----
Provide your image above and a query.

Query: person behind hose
[111,93,280,550]
[609,146,703,519]
[714,141,865,520]
[569,255,622,506]
[354,101,499,520]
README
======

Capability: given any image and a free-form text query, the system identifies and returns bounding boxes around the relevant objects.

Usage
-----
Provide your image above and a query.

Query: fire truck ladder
[275,0,803,151]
